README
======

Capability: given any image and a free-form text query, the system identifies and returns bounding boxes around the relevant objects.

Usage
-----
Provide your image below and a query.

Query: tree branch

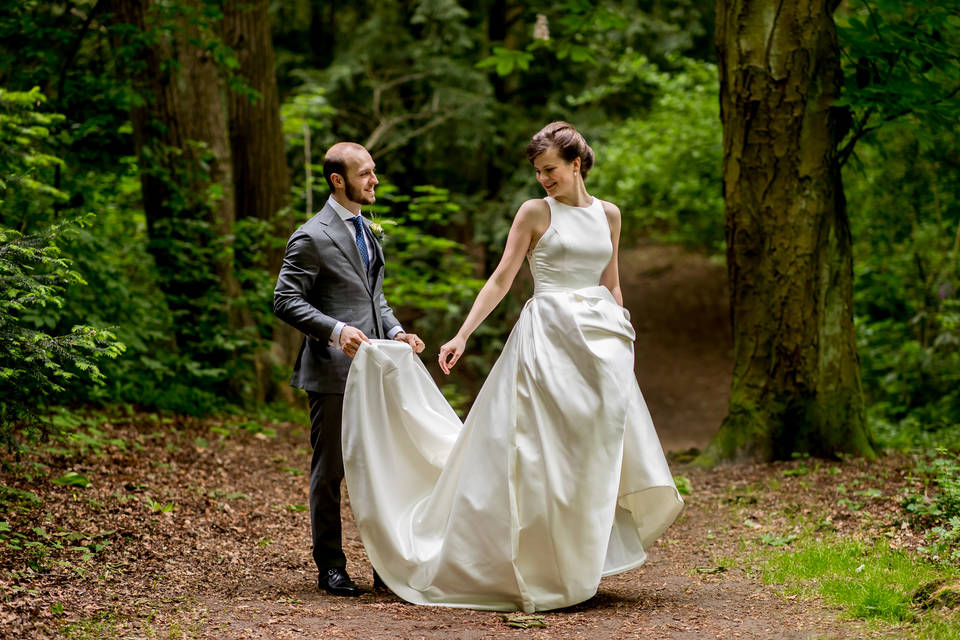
[370,101,480,159]
[838,82,960,167]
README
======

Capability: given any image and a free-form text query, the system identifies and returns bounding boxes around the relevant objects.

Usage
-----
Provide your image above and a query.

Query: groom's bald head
[323,142,368,192]
[323,142,378,208]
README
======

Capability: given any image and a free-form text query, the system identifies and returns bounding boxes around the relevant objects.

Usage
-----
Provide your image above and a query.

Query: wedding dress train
[342,196,684,612]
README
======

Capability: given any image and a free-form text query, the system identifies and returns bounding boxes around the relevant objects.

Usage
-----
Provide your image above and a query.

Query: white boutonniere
[369,216,396,242]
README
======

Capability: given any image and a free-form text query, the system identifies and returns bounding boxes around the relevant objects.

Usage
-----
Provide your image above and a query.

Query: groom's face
[342,150,379,206]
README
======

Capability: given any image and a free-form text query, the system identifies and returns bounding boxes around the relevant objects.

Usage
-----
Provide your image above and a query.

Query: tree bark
[223,0,297,401]
[223,0,291,260]
[701,0,874,464]
[110,0,245,358]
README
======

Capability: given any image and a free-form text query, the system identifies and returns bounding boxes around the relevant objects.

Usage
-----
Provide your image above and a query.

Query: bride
[342,121,684,612]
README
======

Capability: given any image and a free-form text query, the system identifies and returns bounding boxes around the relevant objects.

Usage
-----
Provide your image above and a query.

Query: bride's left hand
[438,336,466,375]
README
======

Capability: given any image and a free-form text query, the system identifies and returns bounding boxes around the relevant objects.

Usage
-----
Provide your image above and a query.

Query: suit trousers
[307,391,346,571]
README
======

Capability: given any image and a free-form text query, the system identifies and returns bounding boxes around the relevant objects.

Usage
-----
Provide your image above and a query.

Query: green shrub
[0,88,124,447]
[0,220,124,448]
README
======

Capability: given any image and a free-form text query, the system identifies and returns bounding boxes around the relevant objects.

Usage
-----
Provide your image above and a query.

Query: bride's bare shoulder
[598,199,621,220]
[517,198,550,216]
[514,198,551,229]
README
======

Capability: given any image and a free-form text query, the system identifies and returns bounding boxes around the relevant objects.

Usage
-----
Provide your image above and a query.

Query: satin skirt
[342,285,684,612]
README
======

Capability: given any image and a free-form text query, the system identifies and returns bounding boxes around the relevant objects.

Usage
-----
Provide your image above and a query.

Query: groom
[273,141,425,596]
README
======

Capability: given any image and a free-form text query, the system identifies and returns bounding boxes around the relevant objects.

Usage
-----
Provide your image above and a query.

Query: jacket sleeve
[273,231,339,341]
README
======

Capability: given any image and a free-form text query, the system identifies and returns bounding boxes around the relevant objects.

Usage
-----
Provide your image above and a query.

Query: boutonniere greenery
[369,216,396,240]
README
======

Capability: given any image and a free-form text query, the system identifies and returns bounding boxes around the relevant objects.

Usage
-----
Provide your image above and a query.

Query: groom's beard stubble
[345,178,375,206]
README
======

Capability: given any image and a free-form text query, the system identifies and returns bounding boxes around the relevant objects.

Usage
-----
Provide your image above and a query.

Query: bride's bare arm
[438,199,549,374]
[598,200,624,306]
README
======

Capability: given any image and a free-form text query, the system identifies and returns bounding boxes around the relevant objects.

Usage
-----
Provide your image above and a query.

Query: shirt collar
[327,195,361,222]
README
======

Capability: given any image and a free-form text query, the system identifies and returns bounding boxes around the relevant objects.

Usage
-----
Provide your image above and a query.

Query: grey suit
[273,200,401,571]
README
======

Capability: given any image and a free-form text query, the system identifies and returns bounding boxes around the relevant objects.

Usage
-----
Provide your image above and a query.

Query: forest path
[162,246,869,639]
[4,245,892,640]
[619,244,732,453]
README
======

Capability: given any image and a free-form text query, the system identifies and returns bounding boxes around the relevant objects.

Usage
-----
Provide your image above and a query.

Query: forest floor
[1,245,957,639]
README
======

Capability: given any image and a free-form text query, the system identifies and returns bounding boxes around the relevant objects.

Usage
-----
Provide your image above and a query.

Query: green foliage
[847,121,960,447]
[51,472,90,488]
[930,450,960,521]
[904,449,960,564]
[673,475,693,496]
[588,55,722,249]
[836,0,960,164]
[837,1,960,449]
[373,184,484,312]
[0,89,124,448]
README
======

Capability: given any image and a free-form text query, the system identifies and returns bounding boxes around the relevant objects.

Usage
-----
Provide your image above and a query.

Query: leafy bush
[905,449,960,564]
[847,122,960,447]
[589,54,723,251]
[0,87,124,447]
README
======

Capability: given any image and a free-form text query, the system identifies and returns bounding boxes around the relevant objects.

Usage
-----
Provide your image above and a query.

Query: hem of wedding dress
[617,483,686,548]
[599,553,648,578]
[372,578,604,613]
[368,572,537,612]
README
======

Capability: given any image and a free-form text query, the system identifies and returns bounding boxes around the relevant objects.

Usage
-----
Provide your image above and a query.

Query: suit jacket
[273,201,401,394]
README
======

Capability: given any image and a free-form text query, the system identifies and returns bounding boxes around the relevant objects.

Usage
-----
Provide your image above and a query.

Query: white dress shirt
[326,196,404,348]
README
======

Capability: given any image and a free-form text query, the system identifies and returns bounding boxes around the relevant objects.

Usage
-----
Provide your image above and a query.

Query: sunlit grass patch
[762,536,960,635]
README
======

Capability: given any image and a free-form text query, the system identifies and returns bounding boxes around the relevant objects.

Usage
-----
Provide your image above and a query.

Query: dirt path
[0,402,880,640]
[620,245,732,453]
[2,246,887,639]
[192,465,869,640]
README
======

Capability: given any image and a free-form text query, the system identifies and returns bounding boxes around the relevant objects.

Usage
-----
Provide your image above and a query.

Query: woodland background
[3,1,960,638]
[2,0,959,456]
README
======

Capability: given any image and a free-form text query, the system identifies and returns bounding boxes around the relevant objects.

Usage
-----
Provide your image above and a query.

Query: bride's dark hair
[525,121,594,180]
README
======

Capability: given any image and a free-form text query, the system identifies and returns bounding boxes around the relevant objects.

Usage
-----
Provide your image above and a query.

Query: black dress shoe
[318,567,361,597]
[373,570,387,591]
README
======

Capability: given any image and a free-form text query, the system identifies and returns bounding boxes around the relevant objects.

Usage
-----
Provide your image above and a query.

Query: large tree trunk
[222,0,297,401]
[223,0,290,262]
[701,0,874,464]
[110,0,247,364]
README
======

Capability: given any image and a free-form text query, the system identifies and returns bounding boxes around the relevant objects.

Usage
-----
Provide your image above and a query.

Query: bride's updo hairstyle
[525,121,595,180]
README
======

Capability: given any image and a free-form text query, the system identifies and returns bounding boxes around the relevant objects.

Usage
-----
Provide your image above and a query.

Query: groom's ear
[331,173,344,190]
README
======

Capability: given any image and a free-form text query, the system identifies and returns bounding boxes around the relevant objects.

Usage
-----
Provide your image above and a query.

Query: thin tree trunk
[701,0,874,464]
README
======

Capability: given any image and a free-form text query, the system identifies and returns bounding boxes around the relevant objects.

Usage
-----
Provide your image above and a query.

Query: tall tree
[110,0,248,366]
[223,0,290,268]
[223,0,297,398]
[701,0,875,463]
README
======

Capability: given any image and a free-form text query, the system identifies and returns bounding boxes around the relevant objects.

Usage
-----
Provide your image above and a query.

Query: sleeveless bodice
[528,197,612,295]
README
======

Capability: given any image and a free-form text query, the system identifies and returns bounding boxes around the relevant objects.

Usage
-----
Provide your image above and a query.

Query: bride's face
[533,146,580,199]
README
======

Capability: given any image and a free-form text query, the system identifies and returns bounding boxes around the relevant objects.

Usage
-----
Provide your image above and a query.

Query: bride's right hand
[438,336,466,375]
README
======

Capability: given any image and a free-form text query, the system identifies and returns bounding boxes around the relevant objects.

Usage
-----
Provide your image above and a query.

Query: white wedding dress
[342,196,684,612]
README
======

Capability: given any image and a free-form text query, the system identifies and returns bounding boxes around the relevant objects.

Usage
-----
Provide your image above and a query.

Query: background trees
[702,0,960,463]
[1,0,958,459]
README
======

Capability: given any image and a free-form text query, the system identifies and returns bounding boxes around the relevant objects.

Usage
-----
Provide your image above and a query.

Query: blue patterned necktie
[350,216,370,269]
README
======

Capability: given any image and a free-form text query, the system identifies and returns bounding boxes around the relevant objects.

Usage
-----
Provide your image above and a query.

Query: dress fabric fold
[342,196,684,612]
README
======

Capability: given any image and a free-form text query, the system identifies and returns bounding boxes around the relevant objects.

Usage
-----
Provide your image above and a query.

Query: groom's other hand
[339,326,370,358]
[394,332,425,354]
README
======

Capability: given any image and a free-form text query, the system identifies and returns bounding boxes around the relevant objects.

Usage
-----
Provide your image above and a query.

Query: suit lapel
[319,205,373,295]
